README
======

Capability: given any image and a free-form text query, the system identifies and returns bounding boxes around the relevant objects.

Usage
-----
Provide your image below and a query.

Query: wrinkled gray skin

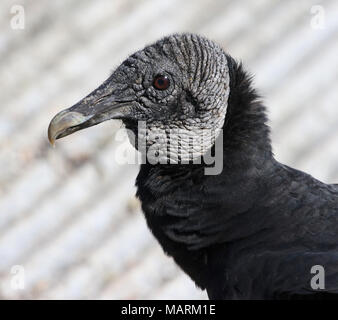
[48,34,230,163]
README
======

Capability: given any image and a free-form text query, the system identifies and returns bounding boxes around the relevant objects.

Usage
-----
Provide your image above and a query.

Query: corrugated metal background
[0,0,337,299]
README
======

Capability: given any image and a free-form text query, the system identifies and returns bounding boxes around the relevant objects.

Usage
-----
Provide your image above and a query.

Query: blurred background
[0,0,337,299]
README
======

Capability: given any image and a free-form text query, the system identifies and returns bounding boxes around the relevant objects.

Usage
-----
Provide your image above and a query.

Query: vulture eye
[153,75,170,90]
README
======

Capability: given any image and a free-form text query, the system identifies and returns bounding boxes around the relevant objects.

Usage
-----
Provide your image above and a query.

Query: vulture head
[48,34,231,164]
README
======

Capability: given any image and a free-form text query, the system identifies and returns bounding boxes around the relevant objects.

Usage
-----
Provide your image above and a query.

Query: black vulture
[48,33,338,300]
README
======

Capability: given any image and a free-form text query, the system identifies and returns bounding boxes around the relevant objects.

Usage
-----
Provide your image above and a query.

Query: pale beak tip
[47,110,90,148]
[49,138,56,147]
[47,124,56,147]
[48,135,56,147]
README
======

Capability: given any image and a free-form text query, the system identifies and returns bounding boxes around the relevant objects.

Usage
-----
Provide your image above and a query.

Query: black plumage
[48,34,338,299]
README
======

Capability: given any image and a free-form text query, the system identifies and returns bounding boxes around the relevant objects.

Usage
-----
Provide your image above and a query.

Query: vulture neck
[222,55,273,164]
[135,56,274,290]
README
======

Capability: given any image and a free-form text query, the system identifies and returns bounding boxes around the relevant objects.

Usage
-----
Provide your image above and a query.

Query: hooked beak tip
[48,136,56,147]
[47,110,91,146]
[47,123,56,147]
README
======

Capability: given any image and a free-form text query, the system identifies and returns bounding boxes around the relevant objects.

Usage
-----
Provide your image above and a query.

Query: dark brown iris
[153,75,170,90]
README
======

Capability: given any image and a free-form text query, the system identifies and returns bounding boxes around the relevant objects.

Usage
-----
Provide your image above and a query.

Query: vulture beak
[48,85,133,146]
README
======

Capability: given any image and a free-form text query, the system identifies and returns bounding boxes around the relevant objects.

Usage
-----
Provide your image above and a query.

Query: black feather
[136,56,338,300]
